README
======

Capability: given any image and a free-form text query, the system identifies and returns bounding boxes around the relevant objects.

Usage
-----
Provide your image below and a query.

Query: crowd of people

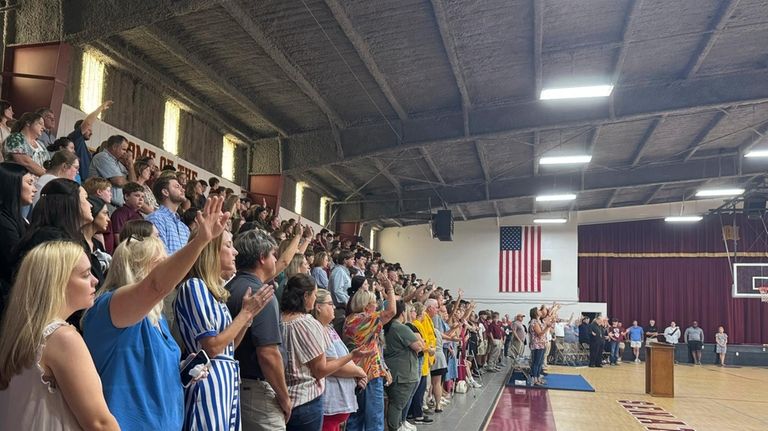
[0,98,735,431]
[0,99,528,431]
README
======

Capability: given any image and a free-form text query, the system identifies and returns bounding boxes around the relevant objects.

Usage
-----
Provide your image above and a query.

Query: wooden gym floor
[537,362,768,430]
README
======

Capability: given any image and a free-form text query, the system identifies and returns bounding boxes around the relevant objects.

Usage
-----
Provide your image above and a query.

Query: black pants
[589,339,604,366]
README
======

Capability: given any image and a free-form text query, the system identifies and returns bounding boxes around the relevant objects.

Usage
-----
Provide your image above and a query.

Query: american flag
[499,226,541,293]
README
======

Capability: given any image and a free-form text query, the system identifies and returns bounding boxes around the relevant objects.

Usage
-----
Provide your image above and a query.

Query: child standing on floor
[715,326,728,366]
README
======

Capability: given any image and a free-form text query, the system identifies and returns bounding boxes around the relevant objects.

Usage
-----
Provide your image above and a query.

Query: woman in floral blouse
[4,112,49,176]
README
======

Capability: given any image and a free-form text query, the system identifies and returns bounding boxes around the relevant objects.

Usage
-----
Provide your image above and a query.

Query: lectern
[645,343,675,397]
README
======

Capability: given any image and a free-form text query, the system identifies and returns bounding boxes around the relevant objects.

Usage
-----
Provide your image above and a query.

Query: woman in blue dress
[175,228,274,430]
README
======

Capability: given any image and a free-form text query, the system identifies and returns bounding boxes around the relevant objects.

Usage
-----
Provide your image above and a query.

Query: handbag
[455,380,468,393]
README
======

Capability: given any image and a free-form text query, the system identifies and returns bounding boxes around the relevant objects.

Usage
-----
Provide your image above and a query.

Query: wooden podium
[645,343,675,397]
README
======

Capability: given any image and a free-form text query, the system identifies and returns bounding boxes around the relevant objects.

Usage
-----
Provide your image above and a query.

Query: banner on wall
[58,104,242,194]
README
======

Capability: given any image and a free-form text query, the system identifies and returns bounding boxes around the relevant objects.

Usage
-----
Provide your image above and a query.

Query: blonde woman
[0,241,119,430]
[174,229,274,430]
[82,196,229,430]
[277,253,311,300]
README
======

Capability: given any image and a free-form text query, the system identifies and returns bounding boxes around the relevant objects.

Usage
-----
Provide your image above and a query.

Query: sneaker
[403,421,417,431]
[413,417,434,424]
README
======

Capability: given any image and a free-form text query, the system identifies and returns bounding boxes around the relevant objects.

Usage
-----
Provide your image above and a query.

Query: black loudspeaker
[432,210,453,241]
[745,197,767,220]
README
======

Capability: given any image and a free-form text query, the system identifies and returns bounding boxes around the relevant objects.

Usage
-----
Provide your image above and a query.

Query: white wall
[379,214,606,319]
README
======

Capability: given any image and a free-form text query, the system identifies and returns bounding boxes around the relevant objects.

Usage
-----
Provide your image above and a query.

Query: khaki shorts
[478,338,488,355]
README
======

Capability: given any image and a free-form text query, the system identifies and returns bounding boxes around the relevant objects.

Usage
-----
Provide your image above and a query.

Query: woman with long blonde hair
[81,196,230,430]
[174,228,273,430]
[0,241,118,430]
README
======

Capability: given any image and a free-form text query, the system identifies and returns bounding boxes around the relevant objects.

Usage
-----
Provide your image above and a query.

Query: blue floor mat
[507,373,595,392]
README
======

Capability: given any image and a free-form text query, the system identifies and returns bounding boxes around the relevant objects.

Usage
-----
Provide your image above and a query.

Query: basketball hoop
[759,288,768,303]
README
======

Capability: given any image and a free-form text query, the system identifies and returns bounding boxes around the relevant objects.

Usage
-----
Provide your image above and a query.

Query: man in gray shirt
[684,321,705,365]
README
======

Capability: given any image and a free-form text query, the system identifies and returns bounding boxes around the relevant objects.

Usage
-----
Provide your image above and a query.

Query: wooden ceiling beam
[219,0,345,129]
[143,27,290,136]
[323,0,408,121]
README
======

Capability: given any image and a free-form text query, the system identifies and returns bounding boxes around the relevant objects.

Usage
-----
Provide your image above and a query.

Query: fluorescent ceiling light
[664,216,703,223]
[744,149,768,158]
[539,155,593,165]
[533,218,568,224]
[536,193,577,202]
[540,85,613,100]
[695,188,745,197]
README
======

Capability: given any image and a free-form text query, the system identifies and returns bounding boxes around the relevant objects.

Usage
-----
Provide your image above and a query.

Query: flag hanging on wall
[499,226,541,292]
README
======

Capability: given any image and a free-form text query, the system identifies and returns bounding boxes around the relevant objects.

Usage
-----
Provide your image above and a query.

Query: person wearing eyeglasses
[311,288,366,431]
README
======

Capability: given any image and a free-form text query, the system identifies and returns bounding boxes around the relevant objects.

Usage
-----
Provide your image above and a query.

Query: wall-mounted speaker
[432,210,453,241]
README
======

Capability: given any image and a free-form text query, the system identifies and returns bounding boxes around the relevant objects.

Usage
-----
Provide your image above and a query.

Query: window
[369,228,377,251]
[222,135,237,181]
[79,51,105,115]
[319,196,332,227]
[295,181,308,215]
[163,100,181,155]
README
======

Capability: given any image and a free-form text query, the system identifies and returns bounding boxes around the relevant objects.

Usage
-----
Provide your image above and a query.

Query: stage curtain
[578,216,768,344]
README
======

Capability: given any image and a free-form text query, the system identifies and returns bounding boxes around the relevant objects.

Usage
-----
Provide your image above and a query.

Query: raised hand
[302,225,313,239]
[194,196,230,243]
[292,217,303,237]
[241,284,275,319]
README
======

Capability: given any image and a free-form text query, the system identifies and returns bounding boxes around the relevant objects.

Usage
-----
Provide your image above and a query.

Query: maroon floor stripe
[486,387,557,431]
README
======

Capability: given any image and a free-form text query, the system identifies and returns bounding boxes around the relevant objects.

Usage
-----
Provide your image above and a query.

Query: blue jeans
[407,376,427,419]
[610,341,620,364]
[403,358,423,421]
[346,377,384,431]
[530,348,545,379]
[286,394,324,431]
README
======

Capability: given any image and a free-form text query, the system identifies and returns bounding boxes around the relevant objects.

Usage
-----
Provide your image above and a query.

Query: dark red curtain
[578,216,768,344]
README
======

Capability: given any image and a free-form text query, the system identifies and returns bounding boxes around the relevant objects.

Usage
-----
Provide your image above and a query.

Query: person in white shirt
[663,322,680,344]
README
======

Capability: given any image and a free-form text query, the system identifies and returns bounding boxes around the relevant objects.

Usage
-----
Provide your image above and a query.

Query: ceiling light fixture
[664,216,703,223]
[744,149,768,158]
[535,193,577,202]
[540,85,613,100]
[539,155,593,165]
[695,188,745,197]
[533,218,568,224]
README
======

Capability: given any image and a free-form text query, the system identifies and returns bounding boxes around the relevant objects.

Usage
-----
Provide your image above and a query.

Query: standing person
[36,107,56,149]
[175,229,274,431]
[589,316,606,368]
[281,274,367,431]
[133,159,158,214]
[510,313,527,360]
[383,300,423,431]
[425,298,449,412]
[67,100,113,181]
[329,250,354,309]
[408,302,435,425]
[108,182,145,250]
[645,319,659,344]
[32,150,80,206]
[607,319,621,366]
[0,100,14,155]
[226,229,292,431]
[684,321,705,365]
[311,251,331,290]
[578,317,591,351]
[663,321,680,344]
[715,326,728,367]
[0,163,34,290]
[147,175,190,255]
[343,275,396,431]
[627,321,645,363]
[82,196,111,286]
[4,112,49,176]
[0,241,119,430]
[81,197,229,431]
[88,135,136,207]
[311,289,367,431]
[528,307,549,385]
